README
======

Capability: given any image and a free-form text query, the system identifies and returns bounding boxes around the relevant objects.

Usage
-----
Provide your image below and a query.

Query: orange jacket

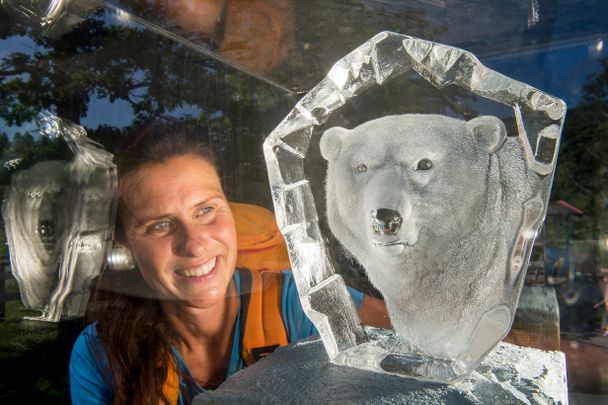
[230,202,291,273]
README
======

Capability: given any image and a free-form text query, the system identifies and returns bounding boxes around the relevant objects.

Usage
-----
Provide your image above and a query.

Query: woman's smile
[174,256,217,278]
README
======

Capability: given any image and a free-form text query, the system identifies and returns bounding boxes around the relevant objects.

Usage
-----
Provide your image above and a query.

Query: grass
[0,279,84,404]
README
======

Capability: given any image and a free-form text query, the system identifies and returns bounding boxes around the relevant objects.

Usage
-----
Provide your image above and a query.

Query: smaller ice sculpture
[2,112,117,321]
[1,0,76,29]
[263,32,565,382]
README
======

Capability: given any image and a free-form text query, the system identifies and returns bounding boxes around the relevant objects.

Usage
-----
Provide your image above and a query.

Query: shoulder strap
[162,269,290,402]
[239,268,289,365]
[162,355,180,405]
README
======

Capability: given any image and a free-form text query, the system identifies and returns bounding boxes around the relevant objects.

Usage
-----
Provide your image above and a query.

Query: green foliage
[285,0,447,92]
[0,7,292,207]
[553,57,608,241]
[0,311,80,404]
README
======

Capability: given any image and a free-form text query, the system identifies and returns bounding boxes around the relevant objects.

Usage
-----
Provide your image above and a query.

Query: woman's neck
[160,280,240,387]
[161,279,240,347]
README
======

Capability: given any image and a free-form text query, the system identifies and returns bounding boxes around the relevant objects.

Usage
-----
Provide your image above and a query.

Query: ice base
[194,337,568,404]
[332,328,467,382]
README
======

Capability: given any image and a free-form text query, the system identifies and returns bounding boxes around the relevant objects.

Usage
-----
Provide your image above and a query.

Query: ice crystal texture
[194,335,568,404]
[2,112,117,321]
[263,32,565,382]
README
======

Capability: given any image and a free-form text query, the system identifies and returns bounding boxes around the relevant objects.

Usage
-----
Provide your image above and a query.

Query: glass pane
[0,0,606,403]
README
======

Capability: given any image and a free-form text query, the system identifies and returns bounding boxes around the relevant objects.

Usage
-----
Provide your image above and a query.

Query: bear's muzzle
[371,208,402,236]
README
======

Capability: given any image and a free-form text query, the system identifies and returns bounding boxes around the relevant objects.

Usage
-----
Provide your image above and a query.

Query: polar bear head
[320,114,509,356]
[321,113,506,266]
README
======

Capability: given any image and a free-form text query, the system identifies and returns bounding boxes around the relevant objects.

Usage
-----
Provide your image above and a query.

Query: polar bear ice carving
[2,112,117,321]
[320,114,535,360]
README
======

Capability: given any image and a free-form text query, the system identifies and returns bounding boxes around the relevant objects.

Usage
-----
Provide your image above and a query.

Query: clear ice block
[2,111,118,321]
[263,32,565,382]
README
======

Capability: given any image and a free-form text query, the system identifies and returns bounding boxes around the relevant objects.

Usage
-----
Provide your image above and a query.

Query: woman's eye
[197,206,214,217]
[147,220,173,234]
[416,158,433,171]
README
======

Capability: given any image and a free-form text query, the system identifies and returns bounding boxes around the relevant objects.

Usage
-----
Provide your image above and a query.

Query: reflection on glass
[2,112,117,321]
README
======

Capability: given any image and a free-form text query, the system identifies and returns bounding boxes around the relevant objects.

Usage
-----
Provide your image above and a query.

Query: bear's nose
[371,208,402,236]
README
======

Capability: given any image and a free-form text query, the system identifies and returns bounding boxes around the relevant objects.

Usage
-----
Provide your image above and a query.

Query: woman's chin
[177,277,236,310]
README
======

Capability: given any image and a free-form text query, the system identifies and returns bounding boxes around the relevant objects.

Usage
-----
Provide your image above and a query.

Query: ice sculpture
[1,0,75,29]
[263,32,565,382]
[2,112,118,321]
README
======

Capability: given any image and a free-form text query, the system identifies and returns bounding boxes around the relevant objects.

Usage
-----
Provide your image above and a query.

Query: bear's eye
[355,163,368,173]
[416,158,433,171]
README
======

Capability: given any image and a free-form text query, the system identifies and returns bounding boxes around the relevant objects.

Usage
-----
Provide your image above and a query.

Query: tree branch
[585,146,608,168]
[571,177,592,195]
[0,67,30,76]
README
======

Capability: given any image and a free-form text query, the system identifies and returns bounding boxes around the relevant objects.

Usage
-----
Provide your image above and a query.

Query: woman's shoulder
[71,322,111,375]
[71,323,105,363]
[70,323,113,403]
[75,323,101,343]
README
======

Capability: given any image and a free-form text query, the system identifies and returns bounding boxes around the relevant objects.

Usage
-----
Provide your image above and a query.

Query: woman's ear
[106,244,135,271]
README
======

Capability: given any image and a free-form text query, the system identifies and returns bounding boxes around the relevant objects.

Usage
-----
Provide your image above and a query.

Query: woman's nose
[174,223,209,257]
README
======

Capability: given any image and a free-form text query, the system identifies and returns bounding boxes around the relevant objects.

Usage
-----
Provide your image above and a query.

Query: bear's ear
[467,116,507,154]
[320,126,348,161]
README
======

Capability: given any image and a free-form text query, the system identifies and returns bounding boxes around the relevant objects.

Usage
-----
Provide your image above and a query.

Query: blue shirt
[69,270,364,404]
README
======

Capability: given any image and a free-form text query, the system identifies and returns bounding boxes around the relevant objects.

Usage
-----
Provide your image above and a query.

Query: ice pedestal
[193,336,568,405]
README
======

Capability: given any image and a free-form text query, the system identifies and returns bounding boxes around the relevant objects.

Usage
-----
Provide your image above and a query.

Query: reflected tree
[288,0,446,91]
[0,7,292,205]
[553,57,608,247]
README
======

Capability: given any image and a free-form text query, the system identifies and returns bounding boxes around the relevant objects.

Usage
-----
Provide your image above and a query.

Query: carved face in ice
[118,155,238,309]
[3,149,117,321]
[320,114,524,359]
[2,161,69,309]
[321,114,506,261]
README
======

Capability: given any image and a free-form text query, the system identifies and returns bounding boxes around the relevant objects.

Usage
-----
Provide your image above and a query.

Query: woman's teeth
[178,257,216,277]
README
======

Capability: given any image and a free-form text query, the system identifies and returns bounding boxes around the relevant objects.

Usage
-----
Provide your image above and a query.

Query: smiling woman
[67,120,389,405]
[118,155,237,309]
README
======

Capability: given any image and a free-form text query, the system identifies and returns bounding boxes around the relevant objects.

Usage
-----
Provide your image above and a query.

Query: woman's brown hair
[89,119,217,405]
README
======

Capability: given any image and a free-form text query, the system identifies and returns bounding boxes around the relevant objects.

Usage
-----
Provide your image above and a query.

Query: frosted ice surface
[263,32,565,382]
[194,336,568,404]
[322,114,540,365]
[2,112,117,321]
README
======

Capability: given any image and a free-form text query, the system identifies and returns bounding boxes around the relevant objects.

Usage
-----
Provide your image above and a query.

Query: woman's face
[118,154,237,309]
